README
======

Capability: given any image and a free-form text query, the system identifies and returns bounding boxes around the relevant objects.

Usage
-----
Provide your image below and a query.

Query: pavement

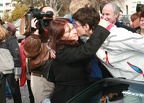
[6,84,30,103]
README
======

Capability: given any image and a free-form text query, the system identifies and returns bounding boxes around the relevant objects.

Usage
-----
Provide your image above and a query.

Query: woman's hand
[98,17,113,31]
[50,49,56,59]
[98,18,110,28]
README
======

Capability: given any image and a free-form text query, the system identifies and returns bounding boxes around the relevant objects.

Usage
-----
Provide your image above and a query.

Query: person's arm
[56,25,110,63]
[6,36,21,80]
[107,26,144,52]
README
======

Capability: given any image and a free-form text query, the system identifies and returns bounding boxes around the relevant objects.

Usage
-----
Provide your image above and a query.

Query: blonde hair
[0,25,9,42]
[69,0,92,15]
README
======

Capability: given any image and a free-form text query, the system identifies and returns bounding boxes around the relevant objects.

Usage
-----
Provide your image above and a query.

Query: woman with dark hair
[47,18,110,103]
[136,11,144,36]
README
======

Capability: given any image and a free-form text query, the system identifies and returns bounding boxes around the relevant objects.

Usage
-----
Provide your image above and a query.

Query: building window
[0,4,3,7]
[6,3,10,6]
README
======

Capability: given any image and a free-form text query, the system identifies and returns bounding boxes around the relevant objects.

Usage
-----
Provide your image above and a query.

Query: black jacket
[50,26,110,103]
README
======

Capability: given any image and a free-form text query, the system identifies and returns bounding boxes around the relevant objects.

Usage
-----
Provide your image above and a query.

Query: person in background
[0,23,22,103]
[0,19,13,100]
[118,9,124,25]
[102,2,136,33]
[6,79,12,100]
[136,10,144,36]
[130,12,140,28]
[19,17,35,103]
[40,6,56,19]
[131,4,144,29]
[22,6,56,103]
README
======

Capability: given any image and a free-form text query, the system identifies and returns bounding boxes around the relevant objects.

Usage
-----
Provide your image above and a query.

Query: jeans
[6,80,12,98]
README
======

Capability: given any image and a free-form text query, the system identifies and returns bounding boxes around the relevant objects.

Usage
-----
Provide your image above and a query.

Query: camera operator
[23,6,56,103]
[40,6,56,19]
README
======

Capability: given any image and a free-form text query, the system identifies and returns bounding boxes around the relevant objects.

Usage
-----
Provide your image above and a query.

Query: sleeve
[20,39,27,86]
[56,25,110,63]
[6,36,22,79]
[109,27,144,52]
[6,36,21,67]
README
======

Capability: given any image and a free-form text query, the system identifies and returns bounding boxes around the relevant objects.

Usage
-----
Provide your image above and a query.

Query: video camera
[26,7,53,33]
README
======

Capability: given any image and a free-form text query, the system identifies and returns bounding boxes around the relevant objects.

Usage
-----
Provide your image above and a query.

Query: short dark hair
[72,6,100,31]
[136,4,144,13]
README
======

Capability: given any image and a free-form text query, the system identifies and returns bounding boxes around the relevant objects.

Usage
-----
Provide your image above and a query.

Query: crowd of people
[0,0,144,103]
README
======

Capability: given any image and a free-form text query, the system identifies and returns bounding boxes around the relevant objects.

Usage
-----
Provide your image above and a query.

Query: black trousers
[0,73,22,103]
[27,79,35,103]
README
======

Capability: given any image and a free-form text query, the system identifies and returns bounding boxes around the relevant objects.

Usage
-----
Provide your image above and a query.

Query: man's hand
[14,67,22,81]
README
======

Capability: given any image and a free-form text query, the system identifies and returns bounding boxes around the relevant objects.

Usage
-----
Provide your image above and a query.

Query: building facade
[113,0,144,15]
[0,0,15,17]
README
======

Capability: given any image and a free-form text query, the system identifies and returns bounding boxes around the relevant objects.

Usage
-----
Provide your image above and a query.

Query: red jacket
[20,39,26,86]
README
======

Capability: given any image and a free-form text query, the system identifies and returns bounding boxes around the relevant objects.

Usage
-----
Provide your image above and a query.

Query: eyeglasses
[74,23,85,29]
[64,26,76,34]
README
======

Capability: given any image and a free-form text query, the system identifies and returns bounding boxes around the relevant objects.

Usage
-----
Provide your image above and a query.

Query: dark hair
[136,4,144,13]
[48,18,78,50]
[99,2,107,14]
[140,10,144,19]
[130,13,139,22]
[140,5,144,12]
[72,6,100,31]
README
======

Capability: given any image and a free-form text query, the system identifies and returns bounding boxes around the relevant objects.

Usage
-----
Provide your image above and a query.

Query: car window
[66,78,144,103]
